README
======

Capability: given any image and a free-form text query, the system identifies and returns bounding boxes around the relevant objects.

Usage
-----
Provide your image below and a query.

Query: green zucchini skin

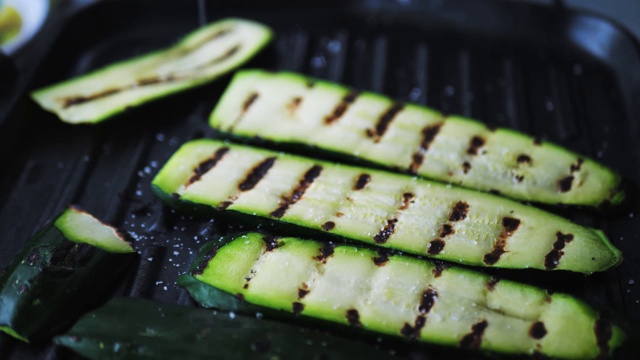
[209,70,624,207]
[31,19,273,124]
[183,233,624,359]
[151,139,622,274]
[0,207,135,342]
[55,296,395,360]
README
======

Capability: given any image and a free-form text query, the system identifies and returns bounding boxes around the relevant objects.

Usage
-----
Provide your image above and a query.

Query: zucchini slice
[31,18,273,124]
[152,139,622,274]
[55,297,394,360]
[0,206,135,342]
[182,233,625,359]
[209,70,623,207]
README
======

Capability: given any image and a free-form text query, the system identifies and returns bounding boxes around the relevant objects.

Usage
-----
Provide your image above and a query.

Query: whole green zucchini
[0,206,135,342]
[151,139,622,273]
[181,233,624,359]
[209,70,623,207]
[55,296,393,360]
[31,19,272,124]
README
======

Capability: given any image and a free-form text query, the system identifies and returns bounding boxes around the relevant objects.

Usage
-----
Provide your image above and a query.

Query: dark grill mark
[262,235,280,251]
[570,158,584,172]
[400,192,415,210]
[270,165,323,218]
[462,161,471,174]
[515,175,524,183]
[517,154,532,164]
[487,277,499,291]
[558,175,574,193]
[287,97,303,113]
[488,189,500,195]
[483,217,521,265]
[219,200,234,209]
[419,288,438,314]
[366,103,404,142]
[432,261,451,277]
[321,221,335,231]
[298,288,310,299]
[594,317,612,358]
[346,309,363,327]
[292,302,304,315]
[315,242,335,262]
[373,249,391,266]
[62,89,122,108]
[187,147,230,185]
[242,92,259,112]
[449,201,470,222]
[192,44,241,71]
[235,293,245,302]
[354,174,371,190]
[459,320,488,349]
[408,123,443,174]
[529,321,547,339]
[238,157,277,191]
[193,247,218,275]
[544,231,574,270]
[373,219,398,244]
[439,224,455,237]
[467,136,486,156]
[428,239,445,255]
[324,91,359,124]
[400,316,426,340]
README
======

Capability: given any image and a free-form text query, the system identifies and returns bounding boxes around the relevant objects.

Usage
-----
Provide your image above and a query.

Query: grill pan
[1,0,639,358]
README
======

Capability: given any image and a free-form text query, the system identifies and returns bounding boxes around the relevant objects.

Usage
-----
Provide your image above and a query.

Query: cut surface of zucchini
[0,206,135,342]
[31,19,272,124]
[209,70,623,207]
[152,139,622,273]
[55,296,394,360]
[185,233,624,359]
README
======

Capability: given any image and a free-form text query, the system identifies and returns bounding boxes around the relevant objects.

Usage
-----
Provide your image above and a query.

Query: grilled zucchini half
[209,70,624,207]
[152,139,622,274]
[0,206,135,342]
[31,19,272,124]
[181,233,625,359]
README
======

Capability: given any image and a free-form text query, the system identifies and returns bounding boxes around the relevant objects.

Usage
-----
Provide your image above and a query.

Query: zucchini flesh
[151,139,622,273]
[209,70,623,207]
[55,297,392,360]
[0,206,135,342]
[184,233,624,359]
[31,18,272,124]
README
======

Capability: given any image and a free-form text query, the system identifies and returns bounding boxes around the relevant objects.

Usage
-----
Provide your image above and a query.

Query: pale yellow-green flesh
[152,139,622,273]
[54,207,134,253]
[195,233,624,359]
[31,18,272,124]
[209,70,623,206]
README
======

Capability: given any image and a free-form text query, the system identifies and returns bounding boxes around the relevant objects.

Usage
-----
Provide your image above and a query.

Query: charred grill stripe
[367,102,405,142]
[529,321,547,339]
[346,309,363,327]
[354,173,371,190]
[486,277,499,291]
[239,157,277,191]
[192,44,241,70]
[428,239,445,255]
[419,288,438,314]
[467,136,486,156]
[242,92,259,112]
[460,320,488,349]
[262,235,280,251]
[315,242,336,262]
[544,231,574,270]
[373,219,398,244]
[558,175,574,193]
[432,260,451,277]
[400,192,415,210]
[321,221,336,231]
[270,165,323,218]
[594,317,613,357]
[400,316,426,340]
[292,302,304,315]
[449,201,470,222]
[517,154,532,164]
[462,161,471,174]
[483,217,521,265]
[570,158,584,172]
[373,249,391,266]
[193,247,218,275]
[439,224,455,237]
[287,97,303,113]
[187,147,230,185]
[298,288,310,299]
[324,91,359,124]
[408,122,443,174]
